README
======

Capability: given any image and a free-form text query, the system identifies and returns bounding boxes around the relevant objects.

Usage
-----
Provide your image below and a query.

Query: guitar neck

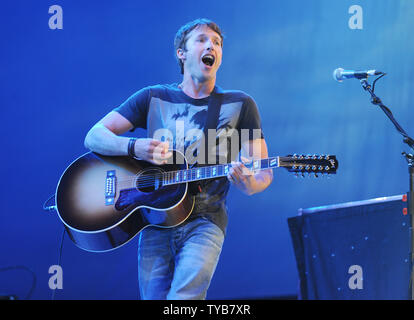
[163,157,279,186]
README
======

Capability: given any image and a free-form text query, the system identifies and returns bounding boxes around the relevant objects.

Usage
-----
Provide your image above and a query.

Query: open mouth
[201,54,215,67]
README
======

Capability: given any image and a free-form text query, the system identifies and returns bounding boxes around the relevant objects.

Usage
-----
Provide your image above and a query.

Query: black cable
[43,193,65,299]
[0,265,37,300]
[362,73,413,145]
[371,72,386,93]
[43,193,57,212]
[51,227,66,300]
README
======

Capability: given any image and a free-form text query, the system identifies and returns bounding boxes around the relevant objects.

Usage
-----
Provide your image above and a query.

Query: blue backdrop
[1,0,413,299]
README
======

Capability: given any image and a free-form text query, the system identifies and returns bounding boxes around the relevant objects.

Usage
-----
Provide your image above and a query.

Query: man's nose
[205,39,214,50]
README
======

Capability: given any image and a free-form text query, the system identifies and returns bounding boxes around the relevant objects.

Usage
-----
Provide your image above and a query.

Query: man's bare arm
[84,111,134,156]
[84,111,172,164]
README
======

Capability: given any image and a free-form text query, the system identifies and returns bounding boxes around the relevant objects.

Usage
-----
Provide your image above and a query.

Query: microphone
[333,68,383,82]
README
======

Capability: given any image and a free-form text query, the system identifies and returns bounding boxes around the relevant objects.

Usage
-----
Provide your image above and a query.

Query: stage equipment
[288,195,410,299]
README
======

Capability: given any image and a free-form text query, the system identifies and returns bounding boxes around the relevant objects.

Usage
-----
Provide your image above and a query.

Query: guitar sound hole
[136,169,163,193]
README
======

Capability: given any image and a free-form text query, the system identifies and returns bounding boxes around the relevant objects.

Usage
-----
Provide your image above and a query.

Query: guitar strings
[113,161,272,186]
[114,169,230,188]
[114,166,331,188]
[114,169,230,186]
[114,166,232,184]
[113,159,327,185]
[106,157,333,189]
[115,174,213,188]
[112,157,325,186]
[113,160,257,185]
[111,159,275,185]
[113,157,332,185]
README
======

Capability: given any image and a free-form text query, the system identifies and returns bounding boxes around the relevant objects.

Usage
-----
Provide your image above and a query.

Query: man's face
[178,25,223,81]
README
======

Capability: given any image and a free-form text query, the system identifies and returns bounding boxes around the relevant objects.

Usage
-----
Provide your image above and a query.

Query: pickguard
[115,185,186,211]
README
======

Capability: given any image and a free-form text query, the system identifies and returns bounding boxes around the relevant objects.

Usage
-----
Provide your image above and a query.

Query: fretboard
[162,157,279,186]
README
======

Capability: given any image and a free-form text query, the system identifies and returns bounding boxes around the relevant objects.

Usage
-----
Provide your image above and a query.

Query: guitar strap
[188,85,223,195]
[203,85,223,164]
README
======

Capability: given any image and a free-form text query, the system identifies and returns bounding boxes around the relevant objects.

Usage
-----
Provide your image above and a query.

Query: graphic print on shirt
[148,98,242,166]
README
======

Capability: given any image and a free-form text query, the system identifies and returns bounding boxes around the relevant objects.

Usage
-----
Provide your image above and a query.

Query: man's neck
[179,74,216,99]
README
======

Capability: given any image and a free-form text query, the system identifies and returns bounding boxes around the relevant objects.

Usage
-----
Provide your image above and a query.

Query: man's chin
[200,69,217,81]
[187,68,217,83]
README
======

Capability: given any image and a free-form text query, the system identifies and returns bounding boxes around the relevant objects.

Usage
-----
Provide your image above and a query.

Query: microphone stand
[359,77,414,300]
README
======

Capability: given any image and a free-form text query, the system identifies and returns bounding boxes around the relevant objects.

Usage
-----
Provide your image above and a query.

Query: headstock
[279,154,338,177]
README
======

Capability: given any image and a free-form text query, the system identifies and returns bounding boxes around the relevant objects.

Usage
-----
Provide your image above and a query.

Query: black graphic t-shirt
[114,83,264,234]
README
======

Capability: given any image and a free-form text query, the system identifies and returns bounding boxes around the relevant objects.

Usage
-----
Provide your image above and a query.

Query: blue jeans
[138,216,225,300]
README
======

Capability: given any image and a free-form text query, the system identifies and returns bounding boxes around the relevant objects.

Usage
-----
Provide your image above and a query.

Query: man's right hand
[134,138,173,165]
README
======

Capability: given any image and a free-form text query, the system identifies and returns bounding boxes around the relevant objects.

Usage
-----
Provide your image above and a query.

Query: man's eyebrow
[196,33,222,41]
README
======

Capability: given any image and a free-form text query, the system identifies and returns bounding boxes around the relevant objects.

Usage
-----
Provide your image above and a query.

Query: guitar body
[55,151,194,252]
[55,149,338,253]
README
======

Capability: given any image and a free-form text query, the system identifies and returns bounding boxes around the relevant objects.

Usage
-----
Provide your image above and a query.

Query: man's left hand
[227,156,257,195]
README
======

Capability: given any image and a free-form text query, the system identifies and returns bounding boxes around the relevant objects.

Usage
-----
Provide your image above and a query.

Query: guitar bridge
[105,170,116,205]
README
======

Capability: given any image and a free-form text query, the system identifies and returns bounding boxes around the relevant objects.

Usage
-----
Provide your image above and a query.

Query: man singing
[84,18,273,299]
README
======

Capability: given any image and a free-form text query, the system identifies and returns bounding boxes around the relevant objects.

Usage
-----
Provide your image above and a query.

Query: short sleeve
[113,87,151,130]
[238,95,264,141]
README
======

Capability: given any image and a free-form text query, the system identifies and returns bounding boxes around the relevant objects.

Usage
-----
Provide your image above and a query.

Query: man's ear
[177,48,186,62]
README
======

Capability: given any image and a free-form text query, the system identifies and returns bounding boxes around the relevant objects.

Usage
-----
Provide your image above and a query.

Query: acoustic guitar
[55,150,338,252]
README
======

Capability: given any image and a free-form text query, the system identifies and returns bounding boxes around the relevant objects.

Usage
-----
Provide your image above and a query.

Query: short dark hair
[174,18,224,74]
